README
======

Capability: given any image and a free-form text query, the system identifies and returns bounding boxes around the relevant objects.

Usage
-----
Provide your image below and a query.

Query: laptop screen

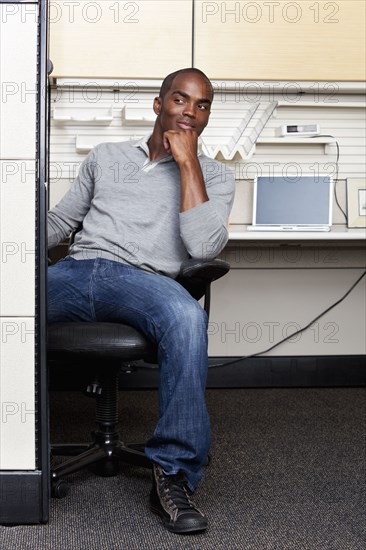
[253,175,333,226]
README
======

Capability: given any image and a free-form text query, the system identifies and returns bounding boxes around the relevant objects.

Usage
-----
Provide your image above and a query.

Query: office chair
[48,256,230,498]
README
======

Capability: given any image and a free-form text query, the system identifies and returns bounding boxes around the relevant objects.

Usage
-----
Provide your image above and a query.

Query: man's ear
[153,97,162,116]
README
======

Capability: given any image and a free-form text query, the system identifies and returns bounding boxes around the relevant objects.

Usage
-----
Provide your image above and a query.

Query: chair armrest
[176,258,230,309]
[178,258,230,283]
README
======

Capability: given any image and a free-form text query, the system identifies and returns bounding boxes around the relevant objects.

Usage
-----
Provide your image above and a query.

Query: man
[48,68,235,534]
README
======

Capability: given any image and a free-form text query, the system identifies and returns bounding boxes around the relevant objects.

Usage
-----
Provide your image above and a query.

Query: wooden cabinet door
[50,0,193,78]
[194,0,365,81]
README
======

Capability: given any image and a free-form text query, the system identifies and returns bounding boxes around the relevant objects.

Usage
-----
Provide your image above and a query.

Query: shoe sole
[150,504,208,534]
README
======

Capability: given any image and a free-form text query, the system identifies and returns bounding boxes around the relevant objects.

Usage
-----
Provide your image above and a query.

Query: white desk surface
[229,226,366,242]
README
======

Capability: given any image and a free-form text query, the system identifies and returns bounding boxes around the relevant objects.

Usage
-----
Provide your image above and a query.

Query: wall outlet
[276,124,320,136]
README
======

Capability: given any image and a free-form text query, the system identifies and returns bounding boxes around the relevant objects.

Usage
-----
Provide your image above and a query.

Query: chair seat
[48,322,155,360]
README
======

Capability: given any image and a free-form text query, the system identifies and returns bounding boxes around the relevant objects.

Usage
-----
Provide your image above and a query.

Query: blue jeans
[48,256,211,491]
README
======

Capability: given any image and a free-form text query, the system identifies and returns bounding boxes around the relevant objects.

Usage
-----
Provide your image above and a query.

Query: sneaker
[150,463,208,534]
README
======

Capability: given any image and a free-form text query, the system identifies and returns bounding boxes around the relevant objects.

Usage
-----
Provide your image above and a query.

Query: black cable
[310,134,348,223]
[209,269,366,368]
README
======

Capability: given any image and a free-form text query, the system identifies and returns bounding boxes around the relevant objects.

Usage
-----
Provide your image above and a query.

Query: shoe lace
[160,473,196,512]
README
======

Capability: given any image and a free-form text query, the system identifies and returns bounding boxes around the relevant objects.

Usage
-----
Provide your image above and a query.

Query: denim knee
[164,298,208,337]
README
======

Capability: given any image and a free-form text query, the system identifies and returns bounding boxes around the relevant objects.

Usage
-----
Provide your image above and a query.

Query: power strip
[276,124,320,136]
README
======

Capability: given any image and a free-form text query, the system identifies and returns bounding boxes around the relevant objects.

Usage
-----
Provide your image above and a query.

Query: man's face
[153,72,213,137]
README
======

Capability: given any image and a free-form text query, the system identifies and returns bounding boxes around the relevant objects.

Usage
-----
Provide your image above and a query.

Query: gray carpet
[1,387,365,549]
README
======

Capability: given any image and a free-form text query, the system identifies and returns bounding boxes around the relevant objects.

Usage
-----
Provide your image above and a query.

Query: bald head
[159,68,214,102]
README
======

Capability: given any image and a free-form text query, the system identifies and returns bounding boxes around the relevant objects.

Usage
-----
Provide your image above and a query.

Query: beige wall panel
[0,317,35,470]
[0,5,37,158]
[0,162,35,316]
[50,0,193,78]
[49,177,73,209]
[208,268,366,356]
[194,1,366,80]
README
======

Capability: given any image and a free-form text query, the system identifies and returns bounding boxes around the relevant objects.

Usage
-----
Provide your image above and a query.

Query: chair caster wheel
[51,479,70,499]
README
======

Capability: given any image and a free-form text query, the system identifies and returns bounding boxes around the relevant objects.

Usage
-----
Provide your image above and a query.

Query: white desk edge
[228,226,366,241]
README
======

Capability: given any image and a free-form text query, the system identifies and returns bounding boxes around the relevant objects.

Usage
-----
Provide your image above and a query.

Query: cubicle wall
[0,0,49,524]
[46,80,366,364]
[46,0,365,372]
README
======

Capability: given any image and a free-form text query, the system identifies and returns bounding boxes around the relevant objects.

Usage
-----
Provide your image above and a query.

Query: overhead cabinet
[49,1,365,81]
[49,0,193,78]
[194,0,366,81]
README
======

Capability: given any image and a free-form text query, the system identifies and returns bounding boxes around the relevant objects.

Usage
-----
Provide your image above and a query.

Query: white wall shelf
[256,136,335,155]
[122,107,155,125]
[277,101,366,109]
[53,79,366,94]
[53,106,114,125]
[75,134,133,153]
[75,134,337,158]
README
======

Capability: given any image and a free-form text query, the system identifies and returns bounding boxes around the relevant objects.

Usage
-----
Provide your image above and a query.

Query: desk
[229,225,366,242]
[208,227,366,358]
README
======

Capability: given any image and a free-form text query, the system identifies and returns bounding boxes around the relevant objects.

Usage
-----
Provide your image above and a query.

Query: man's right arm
[48,148,97,249]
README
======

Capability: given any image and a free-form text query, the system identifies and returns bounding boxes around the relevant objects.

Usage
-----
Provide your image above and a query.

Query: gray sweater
[48,136,235,278]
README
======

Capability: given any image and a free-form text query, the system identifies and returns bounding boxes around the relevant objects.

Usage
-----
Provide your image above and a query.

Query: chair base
[50,363,153,498]
[51,430,152,498]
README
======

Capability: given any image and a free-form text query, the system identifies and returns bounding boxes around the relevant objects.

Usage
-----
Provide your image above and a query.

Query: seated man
[48,67,235,534]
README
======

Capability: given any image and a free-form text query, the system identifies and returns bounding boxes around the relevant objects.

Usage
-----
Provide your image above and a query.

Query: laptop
[247,175,333,232]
